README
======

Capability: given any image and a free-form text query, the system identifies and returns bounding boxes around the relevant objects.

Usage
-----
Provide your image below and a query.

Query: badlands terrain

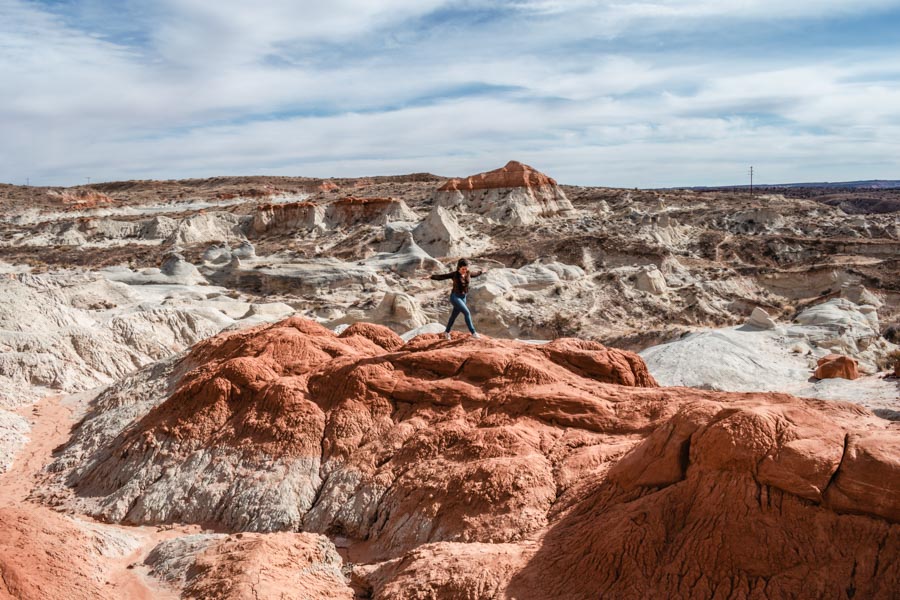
[0,161,897,598]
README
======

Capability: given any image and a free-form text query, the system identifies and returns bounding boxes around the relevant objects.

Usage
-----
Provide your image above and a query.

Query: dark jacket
[431,269,484,296]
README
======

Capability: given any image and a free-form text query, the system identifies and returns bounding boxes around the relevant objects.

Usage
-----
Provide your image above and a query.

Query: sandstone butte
[438,160,559,192]
[41,318,900,599]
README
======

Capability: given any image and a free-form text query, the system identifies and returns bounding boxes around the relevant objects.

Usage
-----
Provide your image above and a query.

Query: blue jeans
[445,292,475,334]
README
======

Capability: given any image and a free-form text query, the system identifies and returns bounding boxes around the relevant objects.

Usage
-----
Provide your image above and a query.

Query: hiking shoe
[472,332,481,339]
[444,332,451,340]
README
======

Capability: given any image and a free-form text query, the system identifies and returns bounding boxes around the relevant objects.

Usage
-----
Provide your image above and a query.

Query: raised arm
[471,269,487,278]
[430,271,455,280]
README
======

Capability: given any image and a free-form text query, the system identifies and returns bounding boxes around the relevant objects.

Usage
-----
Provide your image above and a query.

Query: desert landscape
[0,161,897,598]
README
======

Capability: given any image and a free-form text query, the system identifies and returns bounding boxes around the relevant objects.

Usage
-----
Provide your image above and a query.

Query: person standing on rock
[427,258,486,339]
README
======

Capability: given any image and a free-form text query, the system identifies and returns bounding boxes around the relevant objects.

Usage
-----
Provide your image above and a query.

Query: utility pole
[86,177,91,186]
[749,166,754,200]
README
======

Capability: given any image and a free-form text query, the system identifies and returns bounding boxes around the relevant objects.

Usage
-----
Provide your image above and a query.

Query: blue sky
[2,0,900,187]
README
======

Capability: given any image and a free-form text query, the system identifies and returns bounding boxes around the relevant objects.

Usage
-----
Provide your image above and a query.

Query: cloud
[2,0,899,186]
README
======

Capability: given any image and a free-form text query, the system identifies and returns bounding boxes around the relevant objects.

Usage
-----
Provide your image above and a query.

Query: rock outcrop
[369,291,428,332]
[165,211,249,246]
[250,201,325,235]
[362,233,443,275]
[434,161,573,225]
[42,318,900,598]
[505,399,900,599]
[0,271,238,408]
[412,206,478,258]
[325,197,417,229]
[51,318,654,539]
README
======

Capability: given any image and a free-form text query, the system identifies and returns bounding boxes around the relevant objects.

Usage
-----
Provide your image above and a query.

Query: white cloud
[1,0,899,186]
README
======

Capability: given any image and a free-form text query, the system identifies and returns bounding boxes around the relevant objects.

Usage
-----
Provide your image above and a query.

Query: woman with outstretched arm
[427,258,486,339]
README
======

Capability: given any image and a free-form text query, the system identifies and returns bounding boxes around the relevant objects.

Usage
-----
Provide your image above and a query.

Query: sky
[2,0,900,187]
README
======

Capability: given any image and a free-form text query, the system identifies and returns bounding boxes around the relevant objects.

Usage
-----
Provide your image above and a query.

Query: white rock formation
[841,284,882,308]
[371,292,428,332]
[747,306,777,329]
[412,206,480,258]
[641,297,899,414]
[634,267,668,295]
[250,202,325,235]
[363,233,444,275]
[324,197,418,229]
[0,271,293,408]
[165,212,248,245]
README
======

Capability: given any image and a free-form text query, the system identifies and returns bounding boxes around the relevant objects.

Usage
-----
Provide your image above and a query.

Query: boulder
[232,240,256,259]
[635,267,668,295]
[202,244,232,265]
[814,353,860,380]
[747,306,777,329]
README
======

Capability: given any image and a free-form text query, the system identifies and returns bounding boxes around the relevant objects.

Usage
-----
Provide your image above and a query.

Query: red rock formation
[63,318,656,539]
[0,507,131,599]
[339,321,405,351]
[505,400,900,599]
[57,319,900,598]
[438,160,558,192]
[815,353,860,380]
